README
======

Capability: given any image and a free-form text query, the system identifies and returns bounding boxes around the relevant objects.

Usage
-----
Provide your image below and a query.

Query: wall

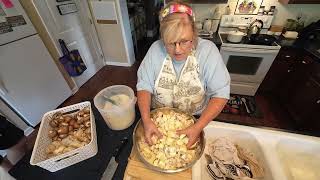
[19,0,76,90]
[191,0,320,26]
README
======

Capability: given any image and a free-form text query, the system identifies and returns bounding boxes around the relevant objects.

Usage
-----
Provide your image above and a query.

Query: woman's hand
[143,119,162,145]
[176,124,202,149]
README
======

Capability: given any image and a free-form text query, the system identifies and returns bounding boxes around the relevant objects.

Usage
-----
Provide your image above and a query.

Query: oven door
[220,46,279,83]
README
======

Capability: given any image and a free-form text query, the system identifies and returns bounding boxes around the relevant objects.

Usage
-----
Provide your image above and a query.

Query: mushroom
[57,126,69,135]
[60,122,69,127]
[59,134,68,139]
[68,125,74,132]
[49,119,58,128]
[83,115,90,122]
[64,115,73,123]
[84,121,91,128]
[73,122,80,129]
[77,117,84,124]
[69,119,76,126]
[83,108,90,114]
[48,130,57,138]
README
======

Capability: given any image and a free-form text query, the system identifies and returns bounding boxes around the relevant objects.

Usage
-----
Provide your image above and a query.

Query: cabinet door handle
[317,100,320,104]
[285,55,291,58]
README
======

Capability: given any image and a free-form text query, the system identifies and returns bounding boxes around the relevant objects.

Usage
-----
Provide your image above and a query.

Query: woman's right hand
[143,119,162,145]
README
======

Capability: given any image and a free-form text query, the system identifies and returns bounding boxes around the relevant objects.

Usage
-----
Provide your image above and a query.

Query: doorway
[32,0,105,89]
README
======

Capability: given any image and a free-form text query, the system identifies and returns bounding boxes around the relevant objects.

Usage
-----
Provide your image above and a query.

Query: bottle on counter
[268,6,275,16]
[263,6,269,15]
[258,6,264,16]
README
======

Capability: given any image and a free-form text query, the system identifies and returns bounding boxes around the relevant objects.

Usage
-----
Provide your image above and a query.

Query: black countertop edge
[214,119,320,138]
[199,32,222,48]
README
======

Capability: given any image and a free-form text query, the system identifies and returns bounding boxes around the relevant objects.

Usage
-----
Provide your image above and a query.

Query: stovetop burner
[219,33,279,46]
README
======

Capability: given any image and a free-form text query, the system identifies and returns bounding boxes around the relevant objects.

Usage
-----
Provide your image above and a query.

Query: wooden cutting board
[123,147,192,180]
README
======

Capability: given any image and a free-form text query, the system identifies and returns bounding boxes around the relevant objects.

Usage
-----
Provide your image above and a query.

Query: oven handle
[221,47,279,54]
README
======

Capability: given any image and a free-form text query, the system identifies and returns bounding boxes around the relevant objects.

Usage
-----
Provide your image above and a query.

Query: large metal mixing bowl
[133,107,205,173]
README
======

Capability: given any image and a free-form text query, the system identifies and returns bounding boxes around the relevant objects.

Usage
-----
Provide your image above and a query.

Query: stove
[218,15,281,96]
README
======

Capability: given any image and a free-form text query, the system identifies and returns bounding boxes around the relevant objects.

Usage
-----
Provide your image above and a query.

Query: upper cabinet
[279,0,320,4]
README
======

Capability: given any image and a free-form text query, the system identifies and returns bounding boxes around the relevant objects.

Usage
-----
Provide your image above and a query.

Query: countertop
[9,101,139,180]
[277,36,320,62]
[199,32,222,49]
[8,100,320,179]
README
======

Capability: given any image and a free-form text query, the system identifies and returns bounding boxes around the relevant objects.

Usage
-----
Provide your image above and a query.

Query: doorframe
[31,0,106,93]
[76,0,106,65]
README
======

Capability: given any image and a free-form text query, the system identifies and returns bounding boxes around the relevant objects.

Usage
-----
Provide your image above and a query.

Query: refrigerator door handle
[0,78,9,95]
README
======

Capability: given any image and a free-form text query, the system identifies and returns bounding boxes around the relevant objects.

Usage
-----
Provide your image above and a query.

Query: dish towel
[206,137,264,180]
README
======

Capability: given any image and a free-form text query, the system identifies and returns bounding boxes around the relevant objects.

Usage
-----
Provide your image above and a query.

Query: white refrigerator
[0,0,72,127]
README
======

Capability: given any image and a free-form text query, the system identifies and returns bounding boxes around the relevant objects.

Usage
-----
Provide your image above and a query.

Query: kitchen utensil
[195,21,203,30]
[103,95,118,106]
[246,99,256,114]
[102,137,128,179]
[203,19,212,33]
[241,98,251,114]
[212,7,222,19]
[227,30,247,43]
[133,107,205,173]
[247,19,264,37]
[211,19,220,33]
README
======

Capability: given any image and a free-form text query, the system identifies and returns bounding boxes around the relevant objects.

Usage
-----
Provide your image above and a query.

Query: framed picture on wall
[235,0,263,15]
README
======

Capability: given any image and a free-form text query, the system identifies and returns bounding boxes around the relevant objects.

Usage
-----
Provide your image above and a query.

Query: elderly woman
[136,1,230,148]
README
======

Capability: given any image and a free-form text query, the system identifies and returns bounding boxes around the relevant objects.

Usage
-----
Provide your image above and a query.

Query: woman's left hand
[176,124,202,149]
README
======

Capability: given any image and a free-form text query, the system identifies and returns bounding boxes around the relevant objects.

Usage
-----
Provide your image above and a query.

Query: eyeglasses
[166,40,193,50]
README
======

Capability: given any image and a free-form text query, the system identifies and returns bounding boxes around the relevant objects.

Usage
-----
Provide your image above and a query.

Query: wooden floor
[60,62,141,107]
[61,62,295,131]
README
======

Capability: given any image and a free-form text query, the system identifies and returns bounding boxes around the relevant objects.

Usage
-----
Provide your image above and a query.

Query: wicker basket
[30,101,98,172]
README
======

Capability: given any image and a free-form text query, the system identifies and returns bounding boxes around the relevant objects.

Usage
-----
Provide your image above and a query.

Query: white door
[32,0,105,88]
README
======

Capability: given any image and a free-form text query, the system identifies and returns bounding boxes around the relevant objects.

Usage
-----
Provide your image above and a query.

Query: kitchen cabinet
[258,47,299,94]
[286,75,320,129]
[279,0,320,4]
[259,46,320,130]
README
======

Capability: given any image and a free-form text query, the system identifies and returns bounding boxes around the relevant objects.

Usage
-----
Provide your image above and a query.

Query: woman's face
[165,25,194,61]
